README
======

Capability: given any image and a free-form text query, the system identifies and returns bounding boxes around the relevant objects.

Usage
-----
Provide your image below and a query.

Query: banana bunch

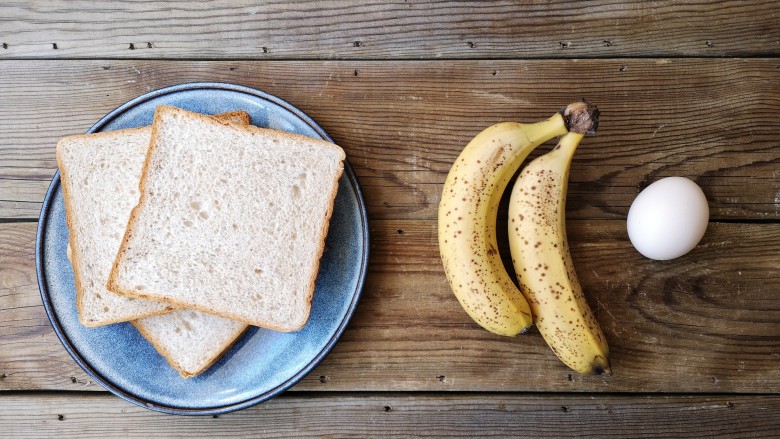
[438,101,611,375]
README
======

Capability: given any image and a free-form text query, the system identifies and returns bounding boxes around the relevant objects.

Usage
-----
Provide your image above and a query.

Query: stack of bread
[57,106,345,378]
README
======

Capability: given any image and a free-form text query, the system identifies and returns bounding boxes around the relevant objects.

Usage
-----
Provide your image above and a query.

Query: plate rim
[35,82,369,415]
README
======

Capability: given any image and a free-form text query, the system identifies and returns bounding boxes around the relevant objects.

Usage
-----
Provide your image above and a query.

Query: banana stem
[560,100,599,135]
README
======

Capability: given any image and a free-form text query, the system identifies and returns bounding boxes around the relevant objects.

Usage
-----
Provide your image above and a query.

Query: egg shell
[627,177,709,260]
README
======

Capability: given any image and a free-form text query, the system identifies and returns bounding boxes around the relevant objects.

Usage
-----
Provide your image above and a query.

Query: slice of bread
[57,111,251,327]
[132,309,248,378]
[59,127,175,326]
[108,106,345,331]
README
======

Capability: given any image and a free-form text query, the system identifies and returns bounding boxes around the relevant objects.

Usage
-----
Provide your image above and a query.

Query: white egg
[627,177,709,260]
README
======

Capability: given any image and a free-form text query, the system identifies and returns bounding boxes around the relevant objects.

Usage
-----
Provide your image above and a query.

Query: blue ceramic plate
[36,83,368,415]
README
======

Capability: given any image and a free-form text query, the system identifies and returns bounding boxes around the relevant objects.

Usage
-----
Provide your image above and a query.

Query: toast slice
[108,106,345,331]
[57,110,251,327]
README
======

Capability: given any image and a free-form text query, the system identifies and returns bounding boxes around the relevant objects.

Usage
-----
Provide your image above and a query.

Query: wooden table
[1,1,779,437]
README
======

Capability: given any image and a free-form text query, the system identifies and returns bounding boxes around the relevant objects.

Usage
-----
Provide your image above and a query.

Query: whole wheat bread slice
[57,110,251,327]
[107,106,345,331]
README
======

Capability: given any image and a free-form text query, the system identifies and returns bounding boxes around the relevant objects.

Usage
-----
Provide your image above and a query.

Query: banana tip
[592,358,612,376]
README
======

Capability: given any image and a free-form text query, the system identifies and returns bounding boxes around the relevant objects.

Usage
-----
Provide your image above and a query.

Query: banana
[438,103,595,336]
[507,116,611,374]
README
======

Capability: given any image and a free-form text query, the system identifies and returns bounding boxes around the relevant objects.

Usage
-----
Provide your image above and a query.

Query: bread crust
[107,106,345,332]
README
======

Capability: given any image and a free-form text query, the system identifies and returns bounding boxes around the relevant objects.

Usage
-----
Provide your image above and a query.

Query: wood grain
[1,59,779,221]
[2,220,778,393]
[0,223,89,389]
[1,1,778,59]
[1,392,778,438]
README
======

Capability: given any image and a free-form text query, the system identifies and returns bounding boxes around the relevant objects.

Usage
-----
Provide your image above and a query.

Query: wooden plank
[1,1,778,59]
[1,59,779,221]
[0,223,90,389]
[2,220,779,393]
[0,392,778,438]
